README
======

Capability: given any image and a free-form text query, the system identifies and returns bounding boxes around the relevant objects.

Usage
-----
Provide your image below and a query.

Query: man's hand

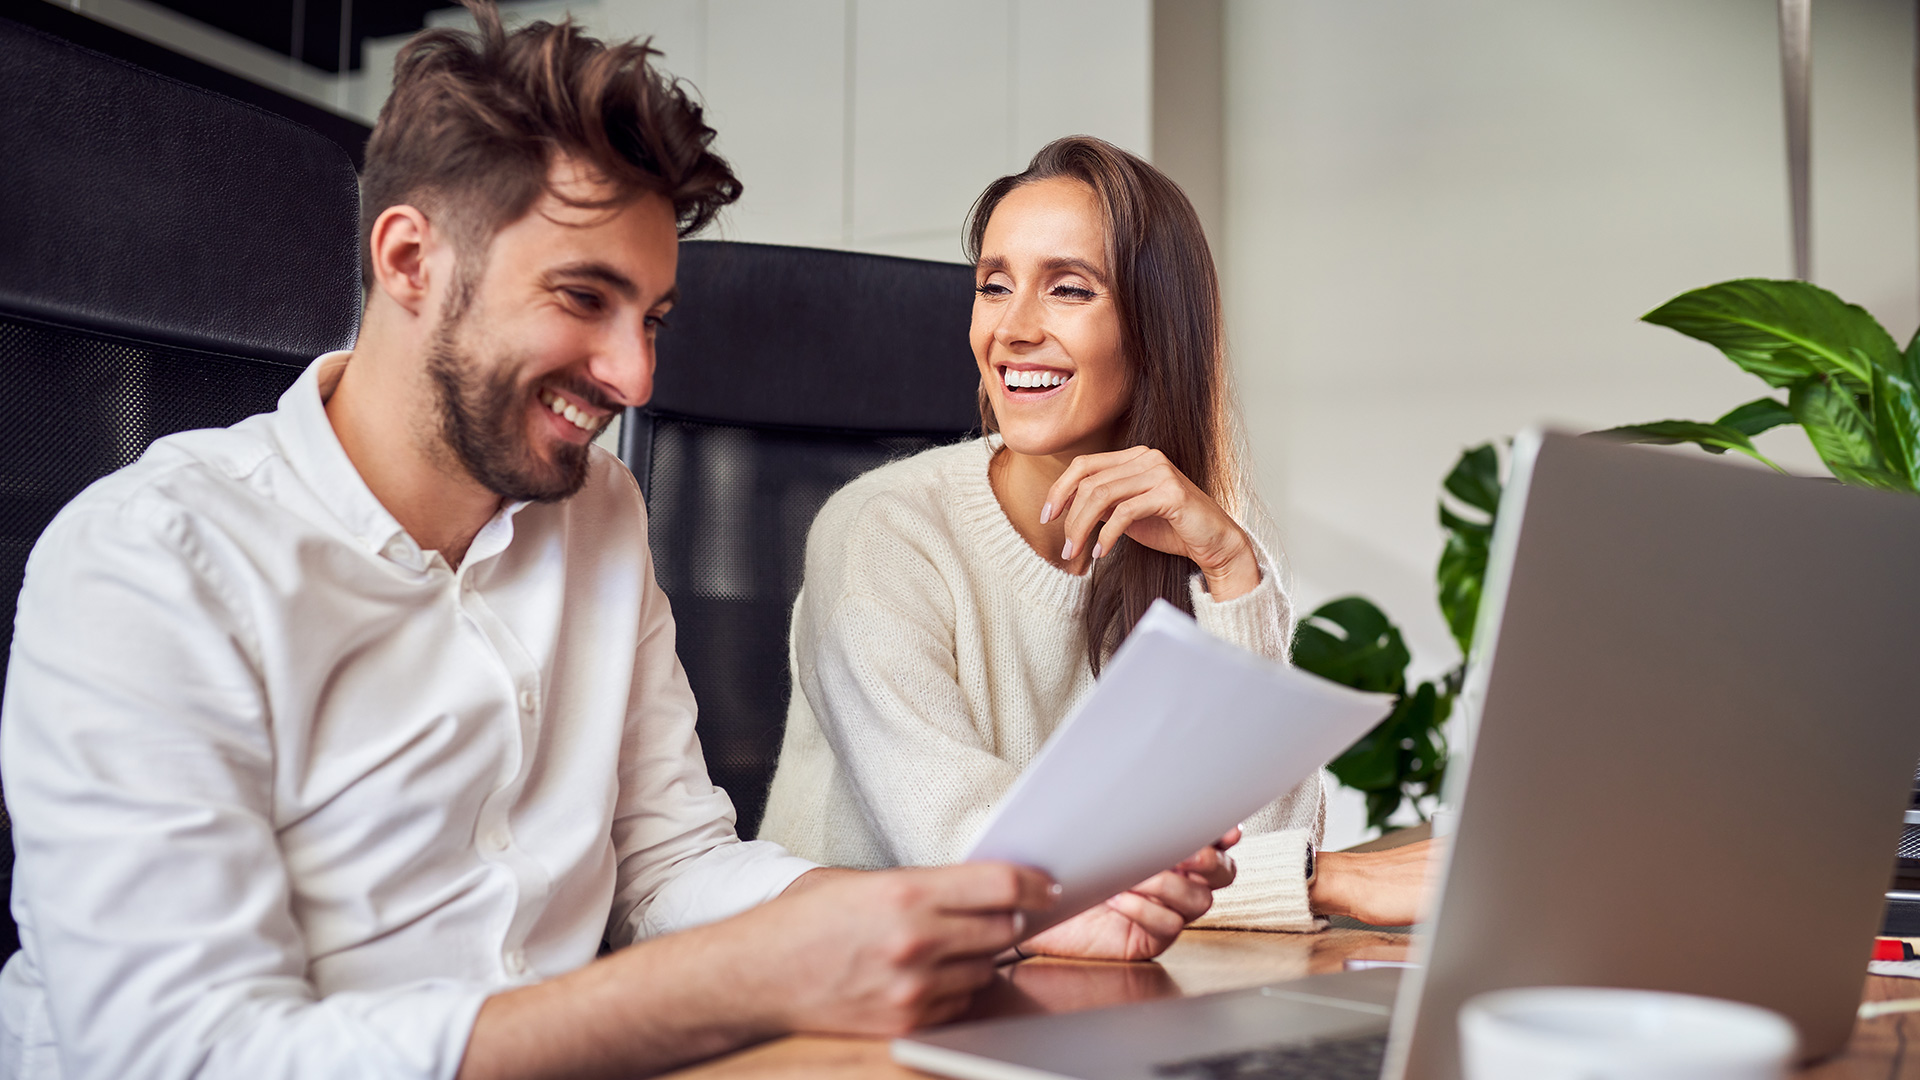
[750,862,1057,1033]
[457,862,1054,1080]
[1016,830,1240,962]
[1308,838,1440,927]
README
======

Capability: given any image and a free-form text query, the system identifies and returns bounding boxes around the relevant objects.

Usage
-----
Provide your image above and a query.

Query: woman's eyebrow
[1041,256,1109,285]
[973,255,1109,285]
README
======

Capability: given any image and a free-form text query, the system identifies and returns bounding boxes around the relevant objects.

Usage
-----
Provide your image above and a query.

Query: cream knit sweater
[758,438,1326,931]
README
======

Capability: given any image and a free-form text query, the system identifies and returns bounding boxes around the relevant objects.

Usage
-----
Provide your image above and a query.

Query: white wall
[417,0,1151,263]
[1222,0,1917,845]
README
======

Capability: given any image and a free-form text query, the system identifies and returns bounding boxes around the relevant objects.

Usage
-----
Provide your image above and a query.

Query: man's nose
[591,331,655,409]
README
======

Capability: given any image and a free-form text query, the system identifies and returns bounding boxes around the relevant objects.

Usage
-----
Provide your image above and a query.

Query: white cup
[1459,986,1798,1080]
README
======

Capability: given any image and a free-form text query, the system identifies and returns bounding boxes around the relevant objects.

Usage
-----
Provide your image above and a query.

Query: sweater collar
[950,436,1090,614]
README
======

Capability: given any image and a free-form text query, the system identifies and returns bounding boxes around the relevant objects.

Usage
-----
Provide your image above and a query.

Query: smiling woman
[754,137,1442,955]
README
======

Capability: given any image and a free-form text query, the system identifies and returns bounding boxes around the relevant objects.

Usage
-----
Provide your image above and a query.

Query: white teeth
[1002,368,1068,391]
[540,390,597,432]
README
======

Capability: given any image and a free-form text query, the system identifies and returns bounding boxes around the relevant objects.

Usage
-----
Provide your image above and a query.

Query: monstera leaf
[1436,444,1500,660]
[1293,597,1449,832]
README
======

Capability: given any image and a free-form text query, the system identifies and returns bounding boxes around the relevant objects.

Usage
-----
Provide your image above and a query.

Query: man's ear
[367,205,438,317]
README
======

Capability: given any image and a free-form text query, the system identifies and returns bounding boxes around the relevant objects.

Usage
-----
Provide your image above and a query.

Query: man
[0,6,1231,1079]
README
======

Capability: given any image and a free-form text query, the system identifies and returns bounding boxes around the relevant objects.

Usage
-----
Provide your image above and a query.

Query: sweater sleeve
[1186,542,1328,932]
[798,584,1019,868]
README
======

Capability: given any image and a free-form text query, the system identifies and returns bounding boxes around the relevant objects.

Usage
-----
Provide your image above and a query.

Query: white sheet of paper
[963,599,1394,936]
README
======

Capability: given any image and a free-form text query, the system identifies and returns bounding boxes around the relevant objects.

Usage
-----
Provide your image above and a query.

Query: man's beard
[424,320,598,503]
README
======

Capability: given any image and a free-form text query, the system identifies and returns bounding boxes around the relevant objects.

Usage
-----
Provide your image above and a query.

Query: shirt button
[517,689,536,714]
[505,949,529,976]
[485,829,511,853]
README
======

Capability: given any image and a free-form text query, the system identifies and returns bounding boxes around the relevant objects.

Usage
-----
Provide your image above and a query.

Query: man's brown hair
[359,0,740,293]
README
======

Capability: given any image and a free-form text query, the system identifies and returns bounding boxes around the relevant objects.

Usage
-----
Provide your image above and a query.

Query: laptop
[893,429,1920,1080]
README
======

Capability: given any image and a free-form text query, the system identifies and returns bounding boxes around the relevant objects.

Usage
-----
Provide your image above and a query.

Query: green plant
[1291,445,1504,832]
[1602,278,1920,491]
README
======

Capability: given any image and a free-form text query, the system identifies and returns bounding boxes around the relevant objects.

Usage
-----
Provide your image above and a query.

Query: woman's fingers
[1041,445,1153,525]
[1092,486,1182,562]
[1174,843,1237,891]
[1104,887,1193,940]
[1057,456,1168,560]
[1123,868,1215,923]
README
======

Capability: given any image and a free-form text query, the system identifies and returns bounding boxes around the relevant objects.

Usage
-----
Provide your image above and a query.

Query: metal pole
[1780,0,1813,281]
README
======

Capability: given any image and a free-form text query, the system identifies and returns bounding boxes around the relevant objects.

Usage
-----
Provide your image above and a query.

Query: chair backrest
[0,17,362,961]
[630,240,980,837]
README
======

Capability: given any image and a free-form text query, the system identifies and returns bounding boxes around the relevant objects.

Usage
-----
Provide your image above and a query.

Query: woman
[759,136,1429,959]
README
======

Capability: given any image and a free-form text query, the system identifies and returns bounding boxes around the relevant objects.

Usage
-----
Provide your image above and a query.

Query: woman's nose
[994,286,1046,348]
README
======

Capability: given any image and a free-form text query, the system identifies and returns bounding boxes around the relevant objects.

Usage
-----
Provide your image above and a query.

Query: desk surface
[662,927,1920,1079]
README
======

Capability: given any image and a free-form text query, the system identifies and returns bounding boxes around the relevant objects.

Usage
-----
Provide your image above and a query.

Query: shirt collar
[270,352,414,562]
[271,352,533,572]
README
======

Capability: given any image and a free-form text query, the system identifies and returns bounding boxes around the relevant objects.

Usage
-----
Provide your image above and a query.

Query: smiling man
[0,6,1055,1079]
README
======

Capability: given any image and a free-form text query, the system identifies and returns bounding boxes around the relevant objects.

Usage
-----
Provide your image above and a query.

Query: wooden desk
[663,928,1920,1079]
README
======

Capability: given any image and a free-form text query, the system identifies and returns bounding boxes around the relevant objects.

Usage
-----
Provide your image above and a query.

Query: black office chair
[0,18,362,962]
[628,240,981,838]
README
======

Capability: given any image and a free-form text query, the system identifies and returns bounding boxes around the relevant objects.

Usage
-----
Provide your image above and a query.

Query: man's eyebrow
[545,262,638,300]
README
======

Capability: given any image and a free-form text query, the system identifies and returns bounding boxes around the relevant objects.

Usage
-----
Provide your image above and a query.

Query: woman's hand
[1014,829,1240,962]
[1308,838,1441,928]
[1042,446,1260,600]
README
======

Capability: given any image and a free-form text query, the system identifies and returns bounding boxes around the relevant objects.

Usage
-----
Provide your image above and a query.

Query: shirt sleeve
[1186,541,1329,932]
[605,519,815,948]
[1,497,488,1080]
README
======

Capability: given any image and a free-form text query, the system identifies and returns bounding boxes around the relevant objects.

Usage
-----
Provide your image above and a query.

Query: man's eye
[644,314,669,331]
[564,289,603,311]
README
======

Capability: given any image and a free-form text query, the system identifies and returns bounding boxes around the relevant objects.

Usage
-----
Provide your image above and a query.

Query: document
[964,599,1394,936]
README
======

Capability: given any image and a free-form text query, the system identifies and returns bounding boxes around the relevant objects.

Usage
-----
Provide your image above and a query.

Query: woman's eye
[974,283,1011,298]
[1052,284,1096,300]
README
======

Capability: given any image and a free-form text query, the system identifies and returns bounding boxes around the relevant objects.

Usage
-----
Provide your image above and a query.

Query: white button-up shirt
[0,353,814,1080]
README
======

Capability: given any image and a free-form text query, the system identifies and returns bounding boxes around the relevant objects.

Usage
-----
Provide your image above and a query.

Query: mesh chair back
[0,17,361,961]
[631,241,980,837]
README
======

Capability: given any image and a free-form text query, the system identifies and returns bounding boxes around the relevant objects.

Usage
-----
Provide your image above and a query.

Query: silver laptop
[894,429,1920,1080]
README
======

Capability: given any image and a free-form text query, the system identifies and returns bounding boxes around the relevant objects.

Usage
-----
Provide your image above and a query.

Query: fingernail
[1012,910,1026,937]
[1061,539,1073,561]
[1091,542,1104,560]
[1040,502,1052,525]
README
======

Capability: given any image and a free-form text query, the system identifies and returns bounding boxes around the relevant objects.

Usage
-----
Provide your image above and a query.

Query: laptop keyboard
[1152,1031,1389,1080]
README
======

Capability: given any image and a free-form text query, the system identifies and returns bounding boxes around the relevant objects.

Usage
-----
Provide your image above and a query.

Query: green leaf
[1874,334,1920,491]
[1643,279,1897,389]
[1442,444,1502,515]
[1590,421,1784,471]
[1435,444,1501,659]
[1789,375,1901,489]
[1715,397,1795,438]
[1290,597,1409,696]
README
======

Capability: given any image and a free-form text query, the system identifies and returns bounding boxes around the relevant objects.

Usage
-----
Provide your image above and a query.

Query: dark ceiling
[149,0,459,73]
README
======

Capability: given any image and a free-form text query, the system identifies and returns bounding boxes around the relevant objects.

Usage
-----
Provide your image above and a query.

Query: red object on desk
[1873,938,1915,962]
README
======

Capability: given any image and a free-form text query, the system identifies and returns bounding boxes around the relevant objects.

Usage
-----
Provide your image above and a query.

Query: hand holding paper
[964,600,1394,938]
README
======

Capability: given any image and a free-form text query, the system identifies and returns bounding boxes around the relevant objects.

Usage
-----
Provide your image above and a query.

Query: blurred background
[29,0,1918,847]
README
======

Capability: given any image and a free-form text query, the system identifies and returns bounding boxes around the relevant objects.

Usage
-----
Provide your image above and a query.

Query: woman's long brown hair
[964,136,1244,674]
